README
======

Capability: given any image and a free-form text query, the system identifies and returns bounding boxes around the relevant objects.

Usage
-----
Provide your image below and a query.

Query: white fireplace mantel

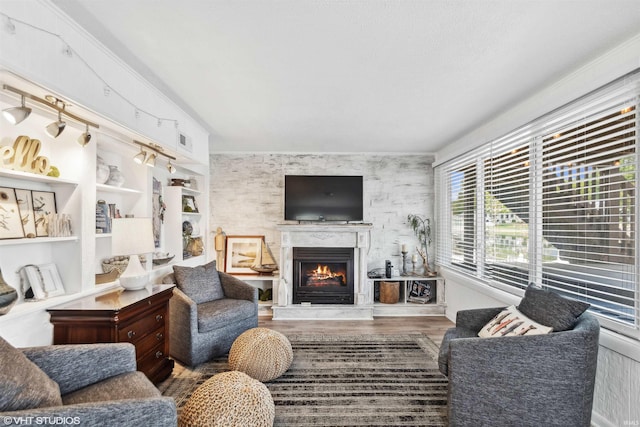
[273,223,373,319]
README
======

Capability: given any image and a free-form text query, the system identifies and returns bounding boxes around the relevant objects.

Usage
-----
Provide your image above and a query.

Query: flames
[312,264,338,280]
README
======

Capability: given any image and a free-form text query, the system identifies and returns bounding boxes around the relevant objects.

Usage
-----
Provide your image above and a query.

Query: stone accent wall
[209,153,434,273]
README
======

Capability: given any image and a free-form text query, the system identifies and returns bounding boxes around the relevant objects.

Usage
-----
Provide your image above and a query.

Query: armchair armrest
[219,272,258,302]
[455,306,505,332]
[1,397,176,427]
[22,343,137,395]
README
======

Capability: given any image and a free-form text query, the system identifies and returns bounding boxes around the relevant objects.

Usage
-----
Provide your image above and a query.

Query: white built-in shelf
[0,236,78,247]
[95,233,112,239]
[96,183,143,194]
[234,275,279,282]
[182,211,201,216]
[179,186,201,195]
[0,168,78,186]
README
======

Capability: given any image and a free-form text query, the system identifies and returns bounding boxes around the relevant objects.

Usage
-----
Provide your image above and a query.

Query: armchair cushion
[518,283,590,331]
[63,371,160,405]
[197,299,258,333]
[173,260,224,304]
[0,336,62,411]
[478,305,552,338]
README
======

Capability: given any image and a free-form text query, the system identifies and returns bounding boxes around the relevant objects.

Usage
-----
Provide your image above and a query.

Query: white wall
[437,34,640,426]
[209,153,435,273]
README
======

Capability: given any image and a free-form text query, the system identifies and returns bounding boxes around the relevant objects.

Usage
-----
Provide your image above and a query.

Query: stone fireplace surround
[273,223,374,320]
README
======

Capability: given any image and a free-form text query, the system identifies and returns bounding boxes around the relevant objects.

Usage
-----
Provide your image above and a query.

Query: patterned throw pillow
[518,283,590,331]
[478,305,553,338]
[0,336,63,411]
[173,260,224,304]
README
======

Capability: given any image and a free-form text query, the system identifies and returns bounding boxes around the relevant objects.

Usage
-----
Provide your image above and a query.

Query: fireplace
[293,247,354,304]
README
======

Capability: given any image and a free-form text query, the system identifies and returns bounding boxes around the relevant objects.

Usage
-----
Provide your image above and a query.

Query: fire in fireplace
[293,247,354,304]
[304,264,346,287]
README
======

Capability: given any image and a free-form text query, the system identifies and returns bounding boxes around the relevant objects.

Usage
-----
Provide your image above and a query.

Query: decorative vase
[0,268,18,316]
[96,156,110,184]
[105,165,125,187]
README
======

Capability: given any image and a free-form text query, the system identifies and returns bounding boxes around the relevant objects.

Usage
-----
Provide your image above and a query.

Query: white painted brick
[210,153,434,273]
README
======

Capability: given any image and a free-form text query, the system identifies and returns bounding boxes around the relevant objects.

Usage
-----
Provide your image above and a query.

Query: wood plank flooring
[259,316,454,346]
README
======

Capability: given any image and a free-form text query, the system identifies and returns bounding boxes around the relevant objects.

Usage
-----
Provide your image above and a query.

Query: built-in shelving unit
[368,276,446,316]
[232,275,278,316]
[0,71,209,346]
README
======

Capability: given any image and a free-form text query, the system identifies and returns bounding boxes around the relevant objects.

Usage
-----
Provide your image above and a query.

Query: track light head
[78,124,91,146]
[133,149,147,164]
[167,160,176,174]
[2,95,31,125]
[46,110,66,138]
[144,152,157,167]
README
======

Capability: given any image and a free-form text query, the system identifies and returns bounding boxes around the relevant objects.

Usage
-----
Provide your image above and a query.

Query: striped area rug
[159,334,448,426]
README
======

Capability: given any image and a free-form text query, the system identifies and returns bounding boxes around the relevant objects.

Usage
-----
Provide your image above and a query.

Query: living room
[1,1,640,426]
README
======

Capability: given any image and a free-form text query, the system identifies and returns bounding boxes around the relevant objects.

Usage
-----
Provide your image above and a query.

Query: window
[436,70,640,338]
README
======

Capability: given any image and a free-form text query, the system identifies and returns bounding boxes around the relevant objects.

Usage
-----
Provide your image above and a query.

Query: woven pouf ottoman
[228,327,293,382]
[178,371,274,427]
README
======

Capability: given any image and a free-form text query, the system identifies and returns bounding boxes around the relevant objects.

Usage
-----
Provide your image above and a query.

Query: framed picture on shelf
[15,188,36,237]
[23,263,65,299]
[31,190,57,237]
[224,235,264,274]
[0,187,25,239]
[182,195,198,213]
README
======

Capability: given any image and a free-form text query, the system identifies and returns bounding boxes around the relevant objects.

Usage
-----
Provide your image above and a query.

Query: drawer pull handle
[156,332,164,340]
[156,314,163,322]
[127,330,136,339]
[155,351,163,359]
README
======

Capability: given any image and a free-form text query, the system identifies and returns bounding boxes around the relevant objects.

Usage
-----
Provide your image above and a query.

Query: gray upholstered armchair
[438,285,600,427]
[0,336,176,426]
[163,261,258,366]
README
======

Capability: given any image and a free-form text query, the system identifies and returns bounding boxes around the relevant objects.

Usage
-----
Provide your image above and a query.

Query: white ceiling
[52,0,640,154]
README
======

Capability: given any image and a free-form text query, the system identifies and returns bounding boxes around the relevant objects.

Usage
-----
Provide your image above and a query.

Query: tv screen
[285,175,363,222]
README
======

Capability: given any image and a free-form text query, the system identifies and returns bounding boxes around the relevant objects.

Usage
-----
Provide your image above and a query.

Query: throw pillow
[173,260,224,304]
[518,283,590,331]
[0,336,63,411]
[478,305,553,338]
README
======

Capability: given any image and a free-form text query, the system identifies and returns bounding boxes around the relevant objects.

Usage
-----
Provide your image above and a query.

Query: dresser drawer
[137,341,169,375]
[134,326,166,359]
[118,307,166,343]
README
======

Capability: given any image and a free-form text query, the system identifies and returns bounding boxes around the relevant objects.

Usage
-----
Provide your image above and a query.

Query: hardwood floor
[259,316,454,346]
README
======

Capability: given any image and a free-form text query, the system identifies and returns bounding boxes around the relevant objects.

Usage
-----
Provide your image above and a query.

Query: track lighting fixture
[2,94,31,124]
[78,123,91,146]
[133,149,147,164]
[2,85,99,142]
[166,160,176,174]
[144,152,157,167]
[46,110,66,138]
[133,140,176,172]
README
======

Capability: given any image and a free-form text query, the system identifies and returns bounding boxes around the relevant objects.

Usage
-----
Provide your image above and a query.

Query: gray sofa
[163,261,258,366]
[0,336,176,426]
[438,286,600,427]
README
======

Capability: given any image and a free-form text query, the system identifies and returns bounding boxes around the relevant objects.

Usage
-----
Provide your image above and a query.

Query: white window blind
[436,70,640,337]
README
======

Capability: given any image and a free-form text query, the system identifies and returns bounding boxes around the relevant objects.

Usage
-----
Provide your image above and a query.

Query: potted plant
[407,214,436,276]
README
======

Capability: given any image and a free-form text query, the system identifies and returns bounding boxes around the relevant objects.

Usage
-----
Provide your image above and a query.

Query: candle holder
[401,250,410,276]
[411,259,417,275]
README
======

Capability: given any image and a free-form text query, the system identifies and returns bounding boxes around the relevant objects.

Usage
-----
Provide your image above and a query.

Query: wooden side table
[47,284,175,384]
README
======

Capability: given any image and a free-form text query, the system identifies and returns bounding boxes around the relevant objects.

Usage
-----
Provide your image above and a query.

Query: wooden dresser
[47,284,175,384]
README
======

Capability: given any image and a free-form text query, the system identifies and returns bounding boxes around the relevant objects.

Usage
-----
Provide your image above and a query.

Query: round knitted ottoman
[228,327,293,382]
[178,371,274,427]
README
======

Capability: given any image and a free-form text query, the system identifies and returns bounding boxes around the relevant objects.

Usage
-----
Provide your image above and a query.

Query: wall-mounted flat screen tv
[285,175,363,222]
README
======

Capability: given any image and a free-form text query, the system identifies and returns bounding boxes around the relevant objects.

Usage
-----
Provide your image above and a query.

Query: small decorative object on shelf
[0,267,18,315]
[105,165,125,187]
[170,178,191,187]
[152,252,175,265]
[407,214,437,277]
[96,156,109,184]
[250,240,278,275]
